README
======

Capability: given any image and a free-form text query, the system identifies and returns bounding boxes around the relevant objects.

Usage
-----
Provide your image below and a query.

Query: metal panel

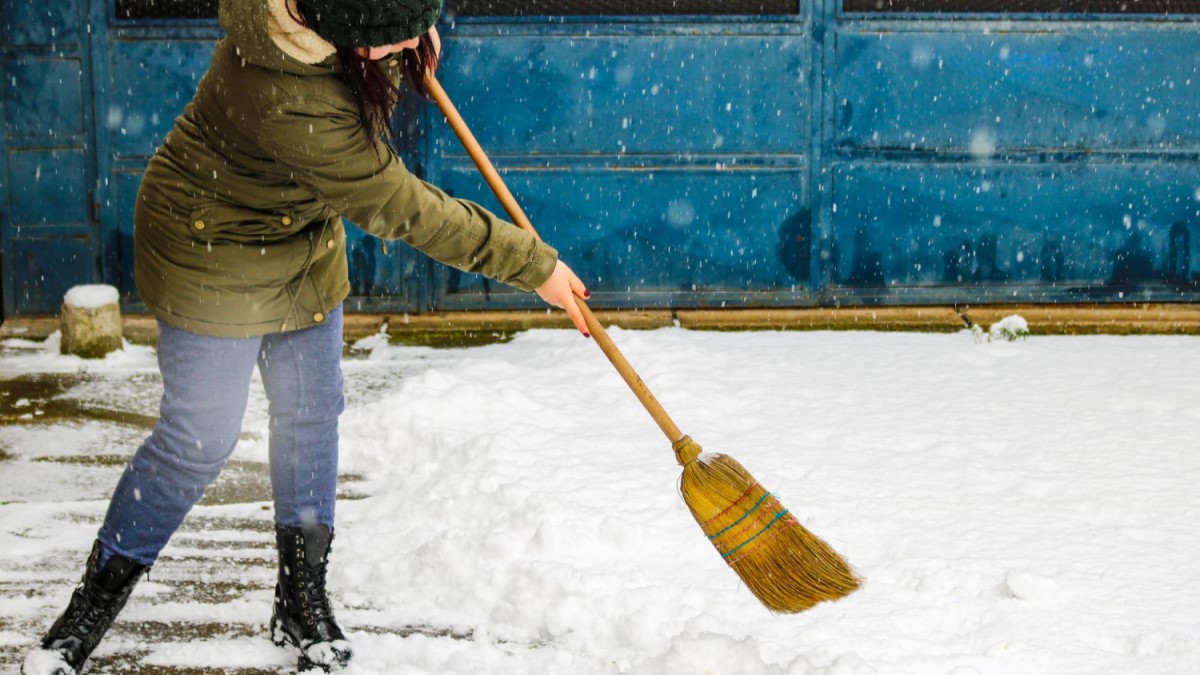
[3,57,85,136]
[830,161,1200,300]
[7,0,1200,313]
[7,149,89,225]
[834,29,1200,153]
[341,228,427,313]
[445,34,810,155]
[844,0,1200,12]
[448,0,800,15]
[824,11,1200,305]
[114,0,216,20]
[108,169,141,295]
[0,0,95,315]
[103,39,214,158]
[1,0,81,45]
[844,0,1200,11]
[9,236,96,310]
[436,161,812,307]
[432,23,814,308]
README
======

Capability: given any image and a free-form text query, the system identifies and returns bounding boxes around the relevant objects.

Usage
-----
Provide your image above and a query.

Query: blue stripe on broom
[707,491,774,541]
[721,509,791,560]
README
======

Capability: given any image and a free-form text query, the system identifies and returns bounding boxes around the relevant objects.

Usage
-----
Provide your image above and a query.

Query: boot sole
[270,614,295,649]
[299,644,352,673]
[21,648,75,675]
[271,614,350,673]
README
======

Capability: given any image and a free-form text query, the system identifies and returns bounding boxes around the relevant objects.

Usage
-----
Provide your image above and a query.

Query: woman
[22,0,589,672]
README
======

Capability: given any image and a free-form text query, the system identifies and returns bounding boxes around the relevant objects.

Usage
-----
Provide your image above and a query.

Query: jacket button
[281,215,293,226]
[194,219,206,231]
[313,312,325,323]
[326,238,335,249]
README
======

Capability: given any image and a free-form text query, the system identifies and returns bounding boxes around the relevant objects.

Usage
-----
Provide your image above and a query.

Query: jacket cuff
[511,240,559,292]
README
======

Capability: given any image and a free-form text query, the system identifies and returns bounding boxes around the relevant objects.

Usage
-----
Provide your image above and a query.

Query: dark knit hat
[295,0,442,48]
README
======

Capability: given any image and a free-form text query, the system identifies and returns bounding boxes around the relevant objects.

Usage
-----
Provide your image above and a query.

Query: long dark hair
[337,34,440,147]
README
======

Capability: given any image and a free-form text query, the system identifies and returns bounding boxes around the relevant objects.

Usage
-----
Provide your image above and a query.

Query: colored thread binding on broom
[702,484,796,560]
[726,514,799,566]
[680,453,860,613]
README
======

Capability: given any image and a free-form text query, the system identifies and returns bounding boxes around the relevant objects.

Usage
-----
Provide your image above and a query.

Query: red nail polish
[584,291,592,299]
[583,332,591,338]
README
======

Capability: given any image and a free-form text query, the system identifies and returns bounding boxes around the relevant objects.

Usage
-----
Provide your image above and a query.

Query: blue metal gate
[826,5,1200,304]
[1,0,1197,316]
[1,0,98,316]
[431,4,817,310]
[436,0,1200,309]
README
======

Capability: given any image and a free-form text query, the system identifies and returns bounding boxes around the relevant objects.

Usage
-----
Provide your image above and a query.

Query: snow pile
[322,329,1200,674]
[0,332,155,373]
[970,314,1031,343]
[21,648,71,674]
[4,328,1200,674]
[63,284,119,309]
[989,315,1031,342]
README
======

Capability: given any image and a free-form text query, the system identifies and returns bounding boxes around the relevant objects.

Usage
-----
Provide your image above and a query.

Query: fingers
[558,261,590,300]
[570,273,590,301]
[564,295,590,338]
[535,260,592,338]
[558,263,591,336]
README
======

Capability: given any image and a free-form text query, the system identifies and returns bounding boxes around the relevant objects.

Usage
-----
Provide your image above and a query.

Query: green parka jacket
[134,0,557,338]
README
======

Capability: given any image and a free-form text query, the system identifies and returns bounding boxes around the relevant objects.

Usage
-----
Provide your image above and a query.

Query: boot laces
[297,560,335,624]
[66,589,119,639]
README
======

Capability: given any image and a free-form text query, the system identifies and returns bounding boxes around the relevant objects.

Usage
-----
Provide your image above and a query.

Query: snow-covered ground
[1,326,1198,674]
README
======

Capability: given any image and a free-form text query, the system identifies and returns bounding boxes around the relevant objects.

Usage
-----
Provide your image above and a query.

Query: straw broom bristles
[674,436,860,613]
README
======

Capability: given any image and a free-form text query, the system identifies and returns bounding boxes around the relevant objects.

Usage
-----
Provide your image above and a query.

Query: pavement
[0,336,431,674]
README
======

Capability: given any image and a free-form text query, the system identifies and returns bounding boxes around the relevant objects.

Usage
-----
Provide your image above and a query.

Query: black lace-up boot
[22,541,149,675]
[271,524,352,672]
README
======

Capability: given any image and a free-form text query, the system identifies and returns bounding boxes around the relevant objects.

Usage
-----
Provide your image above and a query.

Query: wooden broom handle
[424,73,685,445]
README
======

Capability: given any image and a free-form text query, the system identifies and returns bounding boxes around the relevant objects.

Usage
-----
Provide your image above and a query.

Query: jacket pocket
[188,202,305,245]
[185,203,308,283]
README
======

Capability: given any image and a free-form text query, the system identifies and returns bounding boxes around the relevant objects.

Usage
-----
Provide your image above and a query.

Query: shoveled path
[0,352,458,674]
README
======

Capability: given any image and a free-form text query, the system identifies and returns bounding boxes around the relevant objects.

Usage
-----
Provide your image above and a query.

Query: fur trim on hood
[266,0,336,65]
[219,0,338,72]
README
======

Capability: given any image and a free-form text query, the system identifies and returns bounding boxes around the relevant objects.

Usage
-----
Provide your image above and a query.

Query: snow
[989,314,1030,342]
[62,284,120,309]
[0,331,155,373]
[21,648,71,674]
[2,327,1199,674]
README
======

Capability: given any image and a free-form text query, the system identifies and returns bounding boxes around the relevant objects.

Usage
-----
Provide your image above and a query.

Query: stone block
[60,285,123,358]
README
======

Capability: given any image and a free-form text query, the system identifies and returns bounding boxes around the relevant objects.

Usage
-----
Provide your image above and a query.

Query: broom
[424,74,860,613]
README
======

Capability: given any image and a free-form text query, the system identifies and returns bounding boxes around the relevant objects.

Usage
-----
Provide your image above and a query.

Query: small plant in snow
[989,315,1031,342]
[970,314,1031,343]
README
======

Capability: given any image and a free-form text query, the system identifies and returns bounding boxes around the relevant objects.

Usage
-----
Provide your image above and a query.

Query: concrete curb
[1,304,1197,345]
[961,304,1200,335]
[675,307,966,332]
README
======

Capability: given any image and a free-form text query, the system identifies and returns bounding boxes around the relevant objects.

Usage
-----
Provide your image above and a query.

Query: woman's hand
[536,260,591,337]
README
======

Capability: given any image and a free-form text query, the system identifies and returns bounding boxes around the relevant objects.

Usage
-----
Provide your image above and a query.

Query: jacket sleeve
[259,96,558,292]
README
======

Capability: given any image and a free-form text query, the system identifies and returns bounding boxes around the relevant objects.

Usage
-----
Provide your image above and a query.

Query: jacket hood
[220,0,339,73]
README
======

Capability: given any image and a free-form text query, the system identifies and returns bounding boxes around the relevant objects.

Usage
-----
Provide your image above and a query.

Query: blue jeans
[98,307,345,566]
